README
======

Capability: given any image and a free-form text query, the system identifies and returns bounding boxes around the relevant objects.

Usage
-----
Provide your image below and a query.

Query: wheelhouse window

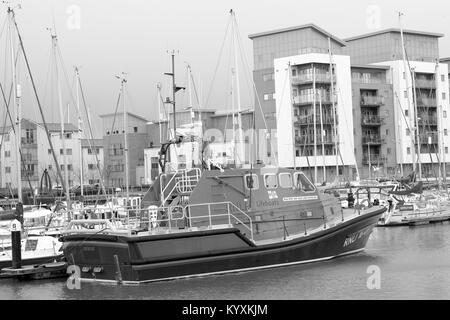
[244,174,259,190]
[279,173,293,188]
[264,174,278,189]
[294,172,315,192]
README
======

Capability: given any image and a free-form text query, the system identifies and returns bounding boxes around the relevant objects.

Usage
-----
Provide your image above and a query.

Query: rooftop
[81,138,104,148]
[248,23,347,47]
[44,123,79,132]
[99,111,149,122]
[351,64,390,70]
[344,28,444,42]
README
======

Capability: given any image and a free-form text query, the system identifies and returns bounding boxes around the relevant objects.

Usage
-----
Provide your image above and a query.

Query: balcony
[362,154,387,165]
[293,94,332,105]
[418,117,438,126]
[362,135,384,144]
[295,135,336,145]
[361,96,384,106]
[415,79,435,88]
[21,138,37,146]
[361,115,383,126]
[417,134,439,144]
[291,72,336,85]
[294,114,337,126]
[416,96,436,107]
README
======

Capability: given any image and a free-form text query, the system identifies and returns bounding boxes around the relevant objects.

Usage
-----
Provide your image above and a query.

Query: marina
[0,0,449,303]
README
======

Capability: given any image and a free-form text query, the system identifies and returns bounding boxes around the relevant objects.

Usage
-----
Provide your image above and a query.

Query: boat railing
[160,168,201,205]
[62,201,254,241]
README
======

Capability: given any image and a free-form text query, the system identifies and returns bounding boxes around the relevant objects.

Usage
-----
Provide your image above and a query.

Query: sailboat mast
[319,93,326,182]
[75,67,84,196]
[313,65,318,183]
[328,37,339,181]
[8,8,21,202]
[120,77,129,203]
[436,61,446,185]
[399,12,416,175]
[411,69,422,180]
[231,10,245,167]
[52,34,71,208]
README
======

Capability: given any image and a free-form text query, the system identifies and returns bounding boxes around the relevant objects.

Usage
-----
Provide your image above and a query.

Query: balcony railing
[292,73,336,85]
[361,96,384,106]
[362,135,384,144]
[21,138,36,145]
[294,94,332,105]
[362,154,387,165]
[417,134,439,144]
[295,115,337,126]
[418,117,438,126]
[415,79,435,88]
[361,115,383,126]
[416,96,436,107]
[295,135,336,145]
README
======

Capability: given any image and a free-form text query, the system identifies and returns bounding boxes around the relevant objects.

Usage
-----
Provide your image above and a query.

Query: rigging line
[12,9,67,196]
[205,17,232,107]
[57,44,77,117]
[0,60,35,193]
[77,73,109,201]
[234,20,276,155]
[110,89,122,136]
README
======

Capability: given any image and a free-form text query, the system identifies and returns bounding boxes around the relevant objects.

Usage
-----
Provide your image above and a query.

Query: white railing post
[228,203,231,226]
[208,204,212,229]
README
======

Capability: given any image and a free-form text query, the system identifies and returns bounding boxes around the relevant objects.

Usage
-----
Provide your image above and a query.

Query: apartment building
[345,29,450,179]
[249,24,355,183]
[0,119,81,190]
[351,65,397,179]
[100,112,148,187]
[81,139,104,185]
[249,24,450,181]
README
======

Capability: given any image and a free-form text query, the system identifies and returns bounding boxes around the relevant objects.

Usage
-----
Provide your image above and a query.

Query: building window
[386,129,389,135]
[48,149,52,155]
[387,148,391,155]
[5,167,11,173]
[405,110,409,117]
[263,73,274,81]
[442,75,446,82]
[60,148,72,155]
[88,164,95,170]
[263,93,274,101]
[444,111,448,118]
[68,164,73,171]
[407,147,411,155]
[295,150,300,157]
[4,134,9,142]
[446,147,449,154]
[4,151,10,157]
[292,69,297,77]
[65,133,72,139]
[404,91,407,98]
[134,127,138,133]
[443,93,447,100]
[445,129,448,136]
[406,129,410,136]
[403,72,406,79]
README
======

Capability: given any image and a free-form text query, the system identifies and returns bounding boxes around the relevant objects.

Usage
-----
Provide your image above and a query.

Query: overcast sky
[2,0,450,137]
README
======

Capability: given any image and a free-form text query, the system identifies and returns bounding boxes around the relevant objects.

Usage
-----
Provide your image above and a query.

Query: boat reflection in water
[60,166,385,284]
